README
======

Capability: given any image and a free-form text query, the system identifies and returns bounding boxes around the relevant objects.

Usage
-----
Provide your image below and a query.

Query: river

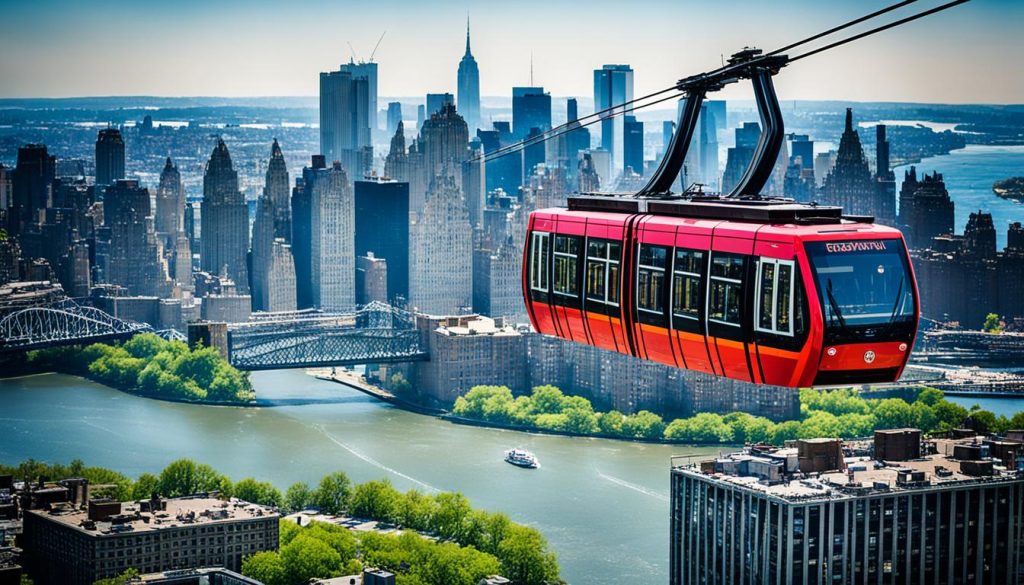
[895,144,1024,249]
[0,370,720,585]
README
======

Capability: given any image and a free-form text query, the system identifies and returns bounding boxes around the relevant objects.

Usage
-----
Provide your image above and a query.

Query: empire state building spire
[457,15,481,132]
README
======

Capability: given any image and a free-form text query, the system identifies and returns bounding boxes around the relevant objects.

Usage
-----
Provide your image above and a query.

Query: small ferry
[504,448,539,469]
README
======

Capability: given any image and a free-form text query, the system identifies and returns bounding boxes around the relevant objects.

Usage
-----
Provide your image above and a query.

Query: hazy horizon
[1,0,1021,104]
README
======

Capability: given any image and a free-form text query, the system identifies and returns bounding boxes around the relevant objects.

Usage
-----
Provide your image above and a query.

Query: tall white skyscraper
[593,64,634,179]
[310,162,355,311]
[457,17,481,132]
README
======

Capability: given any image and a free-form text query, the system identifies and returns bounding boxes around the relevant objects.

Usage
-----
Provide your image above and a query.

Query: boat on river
[505,448,539,469]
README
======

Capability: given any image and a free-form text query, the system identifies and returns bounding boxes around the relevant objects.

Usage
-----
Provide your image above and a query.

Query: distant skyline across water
[0,0,1021,103]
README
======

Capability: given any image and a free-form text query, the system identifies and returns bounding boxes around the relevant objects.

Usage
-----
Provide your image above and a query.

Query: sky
[0,0,1021,103]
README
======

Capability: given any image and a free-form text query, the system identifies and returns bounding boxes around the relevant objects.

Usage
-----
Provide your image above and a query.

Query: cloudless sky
[0,0,1020,103]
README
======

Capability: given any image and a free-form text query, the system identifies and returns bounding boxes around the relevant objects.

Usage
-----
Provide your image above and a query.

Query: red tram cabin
[522,197,920,388]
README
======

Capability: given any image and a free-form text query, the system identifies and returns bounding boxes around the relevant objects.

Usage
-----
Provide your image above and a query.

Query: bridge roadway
[224,302,429,371]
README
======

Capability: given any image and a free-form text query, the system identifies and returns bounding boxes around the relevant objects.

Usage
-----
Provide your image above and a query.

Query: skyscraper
[788,134,814,170]
[340,61,378,131]
[200,139,249,292]
[251,141,297,312]
[457,17,481,132]
[511,86,551,140]
[898,167,954,249]
[354,178,409,302]
[623,115,644,175]
[386,102,403,138]
[875,124,897,225]
[95,128,125,187]
[420,103,469,183]
[264,139,291,241]
[594,64,634,177]
[10,144,55,235]
[104,179,170,297]
[308,160,355,311]
[409,174,472,314]
[721,122,760,193]
[819,109,889,221]
[155,157,184,237]
[425,93,455,118]
[320,67,371,176]
[462,139,485,227]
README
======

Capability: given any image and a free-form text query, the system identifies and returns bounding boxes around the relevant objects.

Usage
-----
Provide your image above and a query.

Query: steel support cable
[471,0,967,166]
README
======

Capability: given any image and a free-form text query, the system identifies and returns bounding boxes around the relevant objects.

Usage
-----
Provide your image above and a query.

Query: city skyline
[0,0,1021,104]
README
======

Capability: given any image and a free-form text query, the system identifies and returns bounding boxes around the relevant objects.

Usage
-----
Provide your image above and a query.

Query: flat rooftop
[674,436,1024,503]
[27,496,278,536]
[435,315,518,337]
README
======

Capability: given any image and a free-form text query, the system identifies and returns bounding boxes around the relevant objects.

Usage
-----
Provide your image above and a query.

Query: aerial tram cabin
[520,49,920,388]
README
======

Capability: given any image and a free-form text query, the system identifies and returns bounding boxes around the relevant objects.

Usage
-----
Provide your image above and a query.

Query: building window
[637,244,668,314]
[553,234,580,297]
[585,238,621,305]
[530,231,549,292]
[755,258,795,336]
[708,253,744,326]
[672,248,704,320]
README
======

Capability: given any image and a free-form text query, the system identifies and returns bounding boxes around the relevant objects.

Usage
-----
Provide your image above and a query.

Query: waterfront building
[103,179,171,298]
[412,314,527,405]
[386,102,403,138]
[94,128,125,187]
[898,166,954,249]
[320,67,371,176]
[594,64,634,177]
[818,110,895,223]
[408,175,472,315]
[200,140,249,293]
[425,93,454,118]
[202,292,252,323]
[623,115,644,176]
[22,495,279,585]
[456,18,481,132]
[911,211,1024,327]
[356,253,388,305]
[670,431,1024,585]
[354,177,409,302]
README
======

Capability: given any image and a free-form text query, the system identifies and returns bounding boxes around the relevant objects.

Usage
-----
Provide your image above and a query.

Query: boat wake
[597,471,669,502]
[314,425,439,493]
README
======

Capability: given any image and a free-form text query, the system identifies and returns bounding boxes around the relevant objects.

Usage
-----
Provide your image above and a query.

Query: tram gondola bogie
[522,203,919,388]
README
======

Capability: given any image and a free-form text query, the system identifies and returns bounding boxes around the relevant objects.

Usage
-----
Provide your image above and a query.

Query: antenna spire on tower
[465,14,472,56]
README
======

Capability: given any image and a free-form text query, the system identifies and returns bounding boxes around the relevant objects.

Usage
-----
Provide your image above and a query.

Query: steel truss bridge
[0,299,151,353]
[226,302,428,371]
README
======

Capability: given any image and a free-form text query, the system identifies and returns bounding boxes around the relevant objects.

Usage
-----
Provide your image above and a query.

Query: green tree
[398,489,439,531]
[530,385,566,415]
[496,525,560,585]
[597,410,625,436]
[122,333,167,359]
[771,420,802,445]
[131,473,159,500]
[157,459,232,498]
[620,410,665,439]
[563,407,599,434]
[234,478,282,507]
[664,413,734,443]
[241,551,286,585]
[872,398,915,429]
[93,568,139,585]
[910,402,938,432]
[350,479,401,522]
[280,533,343,583]
[284,482,313,513]
[982,312,1003,333]
[932,400,970,431]
[916,387,945,407]
[432,492,472,541]
[314,471,352,515]
[1009,411,1024,430]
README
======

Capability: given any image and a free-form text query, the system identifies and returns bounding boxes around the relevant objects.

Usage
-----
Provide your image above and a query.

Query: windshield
[805,239,915,344]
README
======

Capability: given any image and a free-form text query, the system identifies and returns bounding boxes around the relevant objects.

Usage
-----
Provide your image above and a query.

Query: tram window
[755,258,795,336]
[553,235,580,297]
[708,253,744,327]
[529,232,550,292]
[637,244,668,314]
[672,248,704,320]
[586,239,621,305]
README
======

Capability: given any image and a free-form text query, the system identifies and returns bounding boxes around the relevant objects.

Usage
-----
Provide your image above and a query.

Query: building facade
[320,68,371,176]
[594,64,634,178]
[250,141,296,312]
[670,432,1024,585]
[103,179,170,297]
[23,496,279,585]
[309,161,355,311]
[818,109,895,224]
[408,175,472,315]
[94,128,125,187]
[456,18,481,132]
[354,178,409,302]
[200,140,249,293]
[898,167,954,249]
